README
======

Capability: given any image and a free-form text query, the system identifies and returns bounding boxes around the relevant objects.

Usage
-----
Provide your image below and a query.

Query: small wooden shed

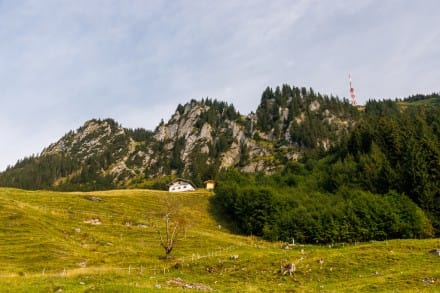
[203,180,216,191]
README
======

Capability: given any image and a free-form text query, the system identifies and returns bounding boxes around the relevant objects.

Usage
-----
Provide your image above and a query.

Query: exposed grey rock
[309,100,320,111]
[167,278,212,291]
[85,196,102,202]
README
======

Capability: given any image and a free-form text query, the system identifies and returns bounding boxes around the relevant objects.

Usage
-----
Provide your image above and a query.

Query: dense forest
[213,94,440,242]
[213,169,432,244]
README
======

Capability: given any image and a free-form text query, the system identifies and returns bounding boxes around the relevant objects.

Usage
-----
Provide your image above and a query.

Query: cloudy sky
[0,0,439,171]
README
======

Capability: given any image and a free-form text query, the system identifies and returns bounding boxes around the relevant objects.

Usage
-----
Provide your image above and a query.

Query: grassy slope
[0,188,438,292]
[398,97,440,109]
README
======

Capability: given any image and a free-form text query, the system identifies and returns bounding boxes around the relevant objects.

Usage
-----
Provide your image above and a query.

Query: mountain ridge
[0,85,437,191]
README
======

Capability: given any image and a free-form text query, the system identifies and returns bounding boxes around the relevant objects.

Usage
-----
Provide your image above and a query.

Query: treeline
[402,92,440,103]
[212,169,432,244]
[0,152,117,191]
[0,153,76,190]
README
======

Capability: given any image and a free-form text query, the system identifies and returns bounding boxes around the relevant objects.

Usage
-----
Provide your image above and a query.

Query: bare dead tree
[157,194,187,259]
[158,212,180,259]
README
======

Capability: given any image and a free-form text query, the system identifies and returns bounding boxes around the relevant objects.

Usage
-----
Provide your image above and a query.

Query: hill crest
[0,86,438,190]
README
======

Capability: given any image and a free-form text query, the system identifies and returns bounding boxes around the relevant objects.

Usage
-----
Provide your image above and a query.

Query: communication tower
[349,74,357,105]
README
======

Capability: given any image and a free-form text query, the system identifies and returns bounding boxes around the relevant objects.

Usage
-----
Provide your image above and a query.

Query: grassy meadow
[0,187,438,292]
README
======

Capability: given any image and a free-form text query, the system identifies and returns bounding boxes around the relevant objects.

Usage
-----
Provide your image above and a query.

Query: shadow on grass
[207,193,242,236]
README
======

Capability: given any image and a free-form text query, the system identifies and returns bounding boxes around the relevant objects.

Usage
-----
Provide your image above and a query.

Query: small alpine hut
[203,180,216,191]
[168,178,196,192]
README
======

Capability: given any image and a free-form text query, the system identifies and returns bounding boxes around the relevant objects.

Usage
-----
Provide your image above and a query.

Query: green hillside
[0,188,438,292]
[401,93,440,107]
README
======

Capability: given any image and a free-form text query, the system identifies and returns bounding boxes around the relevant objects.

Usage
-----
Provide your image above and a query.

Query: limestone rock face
[41,119,141,183]
[149,103,267,173]
[199,123,213,141]
[42,119,129,163]
[220,141,240,169]
[309,100,320,111]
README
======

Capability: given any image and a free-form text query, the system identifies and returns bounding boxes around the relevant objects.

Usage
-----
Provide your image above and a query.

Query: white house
[168,179,196,192]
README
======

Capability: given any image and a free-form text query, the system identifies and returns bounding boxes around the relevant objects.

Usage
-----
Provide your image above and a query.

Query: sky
[0,0,439,171]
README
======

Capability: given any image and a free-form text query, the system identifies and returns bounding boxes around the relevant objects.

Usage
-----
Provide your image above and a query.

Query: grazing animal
[280,263,296,276]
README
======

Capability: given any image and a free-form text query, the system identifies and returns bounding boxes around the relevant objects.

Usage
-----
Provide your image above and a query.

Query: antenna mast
[349,74,357,105]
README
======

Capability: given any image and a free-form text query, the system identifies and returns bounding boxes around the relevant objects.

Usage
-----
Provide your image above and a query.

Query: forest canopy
[213,94,440,243]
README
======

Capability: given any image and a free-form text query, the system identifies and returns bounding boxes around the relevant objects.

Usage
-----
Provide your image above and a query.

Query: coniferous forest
[213,93,440,243]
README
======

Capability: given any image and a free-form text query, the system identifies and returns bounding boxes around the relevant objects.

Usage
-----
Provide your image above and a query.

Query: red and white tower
[349,74,357,105]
